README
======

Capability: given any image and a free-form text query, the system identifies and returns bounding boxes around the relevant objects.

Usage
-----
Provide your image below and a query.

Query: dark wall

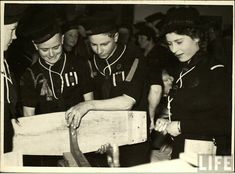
[134,4,233,29]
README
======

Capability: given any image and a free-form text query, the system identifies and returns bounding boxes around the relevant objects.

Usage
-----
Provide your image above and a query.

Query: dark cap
[84,11,117,35]
[4,4,28,25]
[19,7,61,44]
[160,7,201,36]
[145,12,165,23]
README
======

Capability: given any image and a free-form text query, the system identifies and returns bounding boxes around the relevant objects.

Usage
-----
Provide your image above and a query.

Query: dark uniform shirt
[90,44,146,109]
[20,53,93,114]
[168,51,231,158]
[89,44,150,167]
[147,44,178,86]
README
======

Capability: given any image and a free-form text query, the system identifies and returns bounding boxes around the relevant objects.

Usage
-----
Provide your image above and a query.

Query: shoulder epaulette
[210,64,224,70]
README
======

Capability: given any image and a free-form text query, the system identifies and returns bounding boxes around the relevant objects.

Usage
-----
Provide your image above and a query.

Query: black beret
[4,4,28,25]
[84,11,117,35]
[160,7,201,36]
[18,7,60,44]
[145,12,165,23]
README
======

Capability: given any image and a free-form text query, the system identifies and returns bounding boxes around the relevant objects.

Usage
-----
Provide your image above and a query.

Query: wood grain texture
[11,111,147,156]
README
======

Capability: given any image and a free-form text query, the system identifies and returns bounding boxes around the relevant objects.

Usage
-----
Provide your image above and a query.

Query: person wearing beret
[65,11,150,167]
[3,3,27,153]
[20,9,93,117]
[154,7,231,159]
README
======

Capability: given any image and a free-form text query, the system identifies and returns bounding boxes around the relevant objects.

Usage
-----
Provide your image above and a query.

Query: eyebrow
[90,41,110,45]
[174,38,183,42]
[40,44,61,50]
[167,38,183,43]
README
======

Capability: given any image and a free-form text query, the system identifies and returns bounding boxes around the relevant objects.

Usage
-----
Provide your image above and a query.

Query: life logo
[198,154,233,172]
[64,71,78,87]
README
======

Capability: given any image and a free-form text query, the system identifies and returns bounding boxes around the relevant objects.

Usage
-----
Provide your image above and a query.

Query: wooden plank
[11,111,147,156]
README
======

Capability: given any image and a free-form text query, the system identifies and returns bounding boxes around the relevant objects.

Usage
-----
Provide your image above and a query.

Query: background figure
[144,12,165,39]
[117,24,134,45]
[156,7,231,159]
[150,70,174,162]
[3,4,28,153]
[137,25,178,132]
[62,20,80,55]
[62,18,93,63]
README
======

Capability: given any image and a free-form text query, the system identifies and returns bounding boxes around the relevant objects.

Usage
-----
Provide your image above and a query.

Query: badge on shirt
[64,72,78,87]
[112,71,125,86]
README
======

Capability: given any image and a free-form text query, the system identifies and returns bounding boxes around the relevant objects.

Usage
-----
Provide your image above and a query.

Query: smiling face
[3,22,18,51]
[88,33,118,59]
[35,33,63,65]
[165,32,200,62]
[64,28,79,47]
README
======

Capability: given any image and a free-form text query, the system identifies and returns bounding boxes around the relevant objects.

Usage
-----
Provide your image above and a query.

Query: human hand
[96,143,111,154]
[155,118,170,134]
[65,101,92,129]
[166,121,181,137]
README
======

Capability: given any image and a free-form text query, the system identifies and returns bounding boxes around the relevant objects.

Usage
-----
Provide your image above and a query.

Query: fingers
[73,113,82,129]
[155,119,169,132]
[65,105,83,129]
[65,108,73,126]
[68,112,75,128]
[96,144,111,154]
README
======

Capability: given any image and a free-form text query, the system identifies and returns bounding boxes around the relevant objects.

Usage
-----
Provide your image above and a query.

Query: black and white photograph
[0,1,234,173]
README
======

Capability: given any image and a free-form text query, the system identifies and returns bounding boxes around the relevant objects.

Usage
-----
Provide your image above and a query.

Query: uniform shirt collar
[181,50,206,69]
[39,53,65,70]
[94,44,126,76]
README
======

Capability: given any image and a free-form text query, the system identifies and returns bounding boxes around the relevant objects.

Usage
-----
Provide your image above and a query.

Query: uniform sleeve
[180,66,231,136]
[149,65,163,86]
[79,60,94,95]
[123,58,146,103]
[20,68,39,107]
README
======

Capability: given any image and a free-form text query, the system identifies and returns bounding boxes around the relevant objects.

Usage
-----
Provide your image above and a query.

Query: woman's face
[138,35,151,50]
[165,32,199,62]
[64,28,79,47]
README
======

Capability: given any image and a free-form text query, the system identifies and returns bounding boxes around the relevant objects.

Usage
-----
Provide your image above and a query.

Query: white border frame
[0,1,234,173]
